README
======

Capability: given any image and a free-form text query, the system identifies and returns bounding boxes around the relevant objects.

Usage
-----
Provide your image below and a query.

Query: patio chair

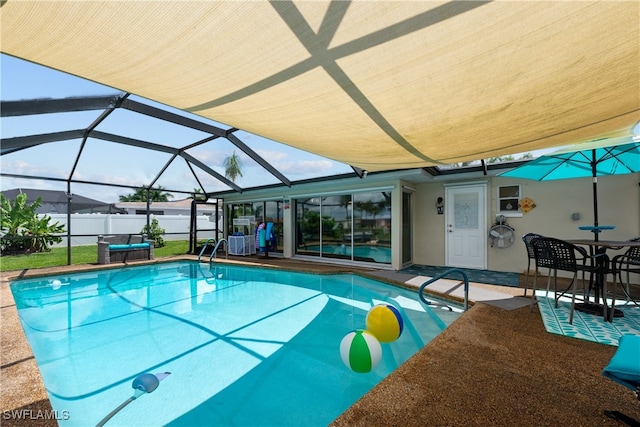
[602,334,640,422]
[529,236,554,312]
[530,237,598,323]
[522,233,543,297]
[607,239,640,321]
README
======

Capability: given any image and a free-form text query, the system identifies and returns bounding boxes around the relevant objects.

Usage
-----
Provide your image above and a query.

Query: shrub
[0,193,65,254]
[141,218,166,248]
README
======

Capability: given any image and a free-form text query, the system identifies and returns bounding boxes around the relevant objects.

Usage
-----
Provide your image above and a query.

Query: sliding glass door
[295,190,391,264]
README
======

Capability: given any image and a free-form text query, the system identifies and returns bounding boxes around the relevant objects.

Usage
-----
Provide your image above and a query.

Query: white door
[445,183,487,269]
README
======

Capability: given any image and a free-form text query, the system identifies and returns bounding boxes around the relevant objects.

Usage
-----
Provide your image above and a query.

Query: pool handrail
[197,238,216,263]
[418,268,469,312]
[209,238,228,263]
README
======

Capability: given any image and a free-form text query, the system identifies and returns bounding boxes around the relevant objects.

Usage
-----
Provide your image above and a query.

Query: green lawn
[0,240,191,272]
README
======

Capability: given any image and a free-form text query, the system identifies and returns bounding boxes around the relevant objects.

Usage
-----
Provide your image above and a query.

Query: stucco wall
[217,170,639,274]
[414,173,640,274]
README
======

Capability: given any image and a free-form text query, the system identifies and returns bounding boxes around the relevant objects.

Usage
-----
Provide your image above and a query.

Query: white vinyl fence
[45,214,223,247]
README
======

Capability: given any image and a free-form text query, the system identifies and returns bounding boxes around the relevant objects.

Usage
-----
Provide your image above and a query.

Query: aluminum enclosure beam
[1,95,121,117]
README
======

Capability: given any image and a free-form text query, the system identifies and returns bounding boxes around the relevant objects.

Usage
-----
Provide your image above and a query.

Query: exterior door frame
[444,182,487,269]
[401,188,413,267]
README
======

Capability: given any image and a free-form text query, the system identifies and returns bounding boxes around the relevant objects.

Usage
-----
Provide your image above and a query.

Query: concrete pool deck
[2,255,639,426]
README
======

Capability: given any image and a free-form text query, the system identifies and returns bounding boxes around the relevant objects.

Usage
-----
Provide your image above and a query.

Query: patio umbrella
[499,136,640,240]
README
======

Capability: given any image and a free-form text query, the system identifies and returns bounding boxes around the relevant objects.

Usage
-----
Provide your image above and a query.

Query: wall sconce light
[436,197,444,215]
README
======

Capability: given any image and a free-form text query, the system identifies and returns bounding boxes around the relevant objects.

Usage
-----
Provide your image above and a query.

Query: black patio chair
[607,238,640,321]
[530,237,599,324]
[522,233,543,298]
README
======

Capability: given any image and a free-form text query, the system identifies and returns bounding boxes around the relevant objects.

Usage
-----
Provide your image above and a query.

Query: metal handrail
[418,268,469,311]
[209,238,228,263]
[197,238,216,263]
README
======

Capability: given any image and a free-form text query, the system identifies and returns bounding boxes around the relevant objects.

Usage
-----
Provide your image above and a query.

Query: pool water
[10,261,461,427]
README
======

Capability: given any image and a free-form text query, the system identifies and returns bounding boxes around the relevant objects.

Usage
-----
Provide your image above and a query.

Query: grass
[0,240,191,272]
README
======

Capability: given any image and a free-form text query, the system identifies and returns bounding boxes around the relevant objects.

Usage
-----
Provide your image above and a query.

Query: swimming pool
[10,261,461,426]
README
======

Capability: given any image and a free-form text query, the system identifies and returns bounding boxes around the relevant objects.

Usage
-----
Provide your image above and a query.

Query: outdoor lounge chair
[602,334,640,423]
[97,234,154,264]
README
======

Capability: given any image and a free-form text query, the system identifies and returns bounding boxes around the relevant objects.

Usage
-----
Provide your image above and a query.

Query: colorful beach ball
[340,329,382,373]
[365,304,404,343]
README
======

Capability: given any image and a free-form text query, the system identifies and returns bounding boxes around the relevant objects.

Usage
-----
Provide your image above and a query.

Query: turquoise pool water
[10,261,461,426]
[304,244,392,264]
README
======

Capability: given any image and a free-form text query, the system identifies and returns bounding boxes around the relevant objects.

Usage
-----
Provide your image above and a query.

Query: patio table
[578,225,615,240]
[566,239,640,321]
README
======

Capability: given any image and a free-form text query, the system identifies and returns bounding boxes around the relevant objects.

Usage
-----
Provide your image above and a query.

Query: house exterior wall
[413,182,447,267]
[220,172,639,274]
[413,173,640,275]
[392,182,405,268]
[221,174,403,268]
[222,171,639,275]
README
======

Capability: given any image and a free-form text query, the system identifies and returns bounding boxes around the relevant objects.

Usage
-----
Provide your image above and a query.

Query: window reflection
[295,191,391,264]
[296,198,321,256]
[227,201,283,253]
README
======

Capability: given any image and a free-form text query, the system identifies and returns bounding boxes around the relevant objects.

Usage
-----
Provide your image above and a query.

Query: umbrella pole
[592,150,599,242]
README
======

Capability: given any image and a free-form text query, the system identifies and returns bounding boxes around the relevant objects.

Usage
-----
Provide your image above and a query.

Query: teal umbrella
[499,136,640,240]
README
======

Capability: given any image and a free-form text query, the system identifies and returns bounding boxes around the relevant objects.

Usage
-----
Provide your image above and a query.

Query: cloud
[275,159,335,175]
[1,159,67,178]
[255,149,288,162]
[252,149,334,174]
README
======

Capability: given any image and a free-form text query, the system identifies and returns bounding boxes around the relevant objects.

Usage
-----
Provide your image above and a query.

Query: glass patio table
[578,225,615,241]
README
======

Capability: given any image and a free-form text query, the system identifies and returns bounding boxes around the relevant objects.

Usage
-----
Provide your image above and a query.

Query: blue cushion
[603,334,640,390]
[109,243,150,250]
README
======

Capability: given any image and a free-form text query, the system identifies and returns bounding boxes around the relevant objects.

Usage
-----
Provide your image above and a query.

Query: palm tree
[224,151,243,183]
[119,186,173,202]
[189,188,207,201]
[148,187,173,202]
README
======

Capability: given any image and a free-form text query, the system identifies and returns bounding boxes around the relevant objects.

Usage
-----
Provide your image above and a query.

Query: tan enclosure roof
[1,1,638,172]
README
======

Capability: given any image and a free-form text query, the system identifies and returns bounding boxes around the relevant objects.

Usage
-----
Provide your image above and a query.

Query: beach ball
[365,304,404,343]
[340,329,382,373]
[51,280,62,290]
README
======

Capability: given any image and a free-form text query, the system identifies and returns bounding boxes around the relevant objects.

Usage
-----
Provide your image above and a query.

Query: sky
[0,54,354,203]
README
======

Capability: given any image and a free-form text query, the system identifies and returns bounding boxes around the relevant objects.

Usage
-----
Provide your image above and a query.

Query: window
[294,190,391,264]
[497,185,521,215]
[227,201,283,253]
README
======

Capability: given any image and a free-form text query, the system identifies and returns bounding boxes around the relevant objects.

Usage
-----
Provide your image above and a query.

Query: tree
[141,218,166,248]
[224,151,243,183]
[23,213,66,252]
[119,186,174,202]
[0,193,65,254]
[339,195,351,220]
[300,210,336,239]
[189,188,207,201]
